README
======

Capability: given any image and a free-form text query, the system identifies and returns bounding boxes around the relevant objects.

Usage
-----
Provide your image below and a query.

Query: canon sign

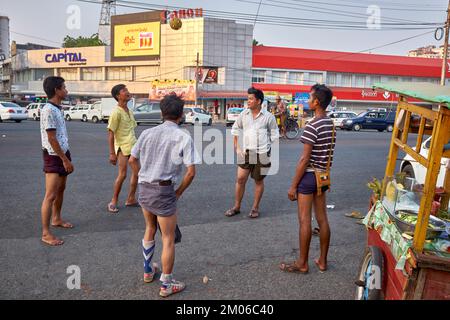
[160,8,203,24]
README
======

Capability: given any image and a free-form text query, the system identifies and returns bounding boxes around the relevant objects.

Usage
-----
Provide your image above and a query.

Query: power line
[76,0,443,30]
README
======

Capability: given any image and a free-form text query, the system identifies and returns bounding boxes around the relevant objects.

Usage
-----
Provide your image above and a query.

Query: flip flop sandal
[345,211,364,219]
[51,222,74,229]
[279,261,308,274]
[248,209,260,218]
[125,202,140,207]
[108,203,119,213]
[225,208,240,217]
[41,237,64,246]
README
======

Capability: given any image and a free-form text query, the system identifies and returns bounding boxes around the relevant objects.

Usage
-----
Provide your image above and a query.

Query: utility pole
[195,52,200,106]
[440,0,450,86]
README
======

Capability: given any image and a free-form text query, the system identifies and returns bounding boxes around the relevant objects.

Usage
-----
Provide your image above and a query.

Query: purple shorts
[43,149,72,177]
[297,172,329,195]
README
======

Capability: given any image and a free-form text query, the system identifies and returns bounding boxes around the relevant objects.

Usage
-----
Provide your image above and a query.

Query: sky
[0,0,448,56]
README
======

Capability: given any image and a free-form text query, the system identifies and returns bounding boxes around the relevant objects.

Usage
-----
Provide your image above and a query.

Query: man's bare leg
[157,214,177,275]
[233,167,250,211]
[41,173,64,245]
[51,176,73,228]
[111,151,128,206]
[313,192,330,271]
[126,165,138,205]
[296,193,314,271]
[252,178,264,211]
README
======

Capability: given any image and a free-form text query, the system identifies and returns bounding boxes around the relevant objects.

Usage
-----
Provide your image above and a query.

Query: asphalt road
[0,120,413,300]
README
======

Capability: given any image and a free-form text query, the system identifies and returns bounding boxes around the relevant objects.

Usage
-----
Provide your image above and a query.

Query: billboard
[198,67,219,84]
[149,80,196,101]
[113,21,161,58]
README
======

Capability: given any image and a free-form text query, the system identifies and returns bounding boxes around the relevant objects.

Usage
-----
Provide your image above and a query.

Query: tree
[63,34,106,48]
[253,39,263,46]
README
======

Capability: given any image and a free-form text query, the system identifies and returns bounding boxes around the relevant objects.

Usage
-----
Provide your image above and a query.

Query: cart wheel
[355,246,384,300]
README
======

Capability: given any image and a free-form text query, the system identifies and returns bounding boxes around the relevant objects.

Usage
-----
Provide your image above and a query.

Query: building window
[355,75,366,88]
[58,68,78,81]
[81,67,103,81]
[106,66,132,81]
[288,72,304,85]
[340,73,352,87]
[370,76,381,86]
[270,71,287,84]
[135,66,159,81]
[309,73,323,84]
[34,69,53,81]
[252,70,265,83]
[326,73,337,86]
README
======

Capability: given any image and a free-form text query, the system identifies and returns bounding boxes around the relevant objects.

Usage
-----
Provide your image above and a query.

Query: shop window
[288,72,304,85]
[58,68,78,81]
[340,73,352,87]
[81,67,103,81]
[106,66,132,81]
[252,70,265,83]
[34,69,53,81]
[270,71,287,84]
[309,73,323,84]
[326,73,337,86]
[355,75,366,88]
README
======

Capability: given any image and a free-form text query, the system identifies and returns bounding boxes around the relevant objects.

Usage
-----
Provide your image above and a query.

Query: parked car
[64,104,91,122]
[133,101,163,125]
[0,101,27,123]
[184,107,212,126]
[26,103,46,121]
[400,137,448,187]
[341,109,396,132]
[328,111,358,127]
[226,107,244,127]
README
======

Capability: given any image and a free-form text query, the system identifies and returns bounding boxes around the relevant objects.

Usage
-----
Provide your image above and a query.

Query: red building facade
[252,46,448,111]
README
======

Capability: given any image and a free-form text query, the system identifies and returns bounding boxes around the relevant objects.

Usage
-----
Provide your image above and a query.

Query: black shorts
[238,150,271,181]
[43,149,72,177]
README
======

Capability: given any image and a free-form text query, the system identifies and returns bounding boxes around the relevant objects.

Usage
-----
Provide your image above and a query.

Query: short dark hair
[247,87,264,104]
[160,94,184,120]
[111,84,126,102]
[43,76,65,99]
[311,84,333,109]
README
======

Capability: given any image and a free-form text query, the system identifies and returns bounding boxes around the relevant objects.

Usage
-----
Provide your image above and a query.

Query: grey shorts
[138,183,177,217]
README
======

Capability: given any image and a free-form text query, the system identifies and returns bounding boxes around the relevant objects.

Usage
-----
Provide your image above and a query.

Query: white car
[328,111,358,127]
[226,107,244,127]
[65,104,92,122]
[400,137,448,187]
[183,107,212,126]
[0,101,28,123]
[26,103,46,121]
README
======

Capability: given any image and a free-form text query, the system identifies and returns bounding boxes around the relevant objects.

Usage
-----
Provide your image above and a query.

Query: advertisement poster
[149,80,196,101]
[114,22,161,58]
[265,91,293,102]
[294,92,310,110]
[198,67,219,84]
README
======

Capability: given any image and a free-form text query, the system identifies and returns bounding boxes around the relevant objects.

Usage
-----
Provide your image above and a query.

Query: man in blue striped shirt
[281,84,335,274]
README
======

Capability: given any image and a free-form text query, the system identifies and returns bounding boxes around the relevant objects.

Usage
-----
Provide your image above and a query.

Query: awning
[373,82,450,107]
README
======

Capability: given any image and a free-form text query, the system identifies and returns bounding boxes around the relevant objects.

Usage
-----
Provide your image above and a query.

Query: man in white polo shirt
[225,87,279,219]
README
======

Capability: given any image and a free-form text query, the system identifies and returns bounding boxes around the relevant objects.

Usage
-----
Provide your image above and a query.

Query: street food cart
[356,82,450,300]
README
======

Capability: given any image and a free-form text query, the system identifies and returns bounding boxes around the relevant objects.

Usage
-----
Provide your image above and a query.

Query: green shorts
[238,150,271,181]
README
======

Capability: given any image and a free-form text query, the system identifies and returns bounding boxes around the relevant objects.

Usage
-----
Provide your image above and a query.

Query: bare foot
[314,259,327,272]
[41,234,64,246]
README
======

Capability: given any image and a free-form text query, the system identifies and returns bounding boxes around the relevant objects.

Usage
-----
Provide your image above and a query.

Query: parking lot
[0,120,412,299]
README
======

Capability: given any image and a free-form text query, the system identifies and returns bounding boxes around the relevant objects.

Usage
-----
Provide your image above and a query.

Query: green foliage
[63,34,106,48]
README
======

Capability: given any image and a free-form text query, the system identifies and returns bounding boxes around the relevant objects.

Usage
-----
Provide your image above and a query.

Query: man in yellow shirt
[107,84,138,213]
